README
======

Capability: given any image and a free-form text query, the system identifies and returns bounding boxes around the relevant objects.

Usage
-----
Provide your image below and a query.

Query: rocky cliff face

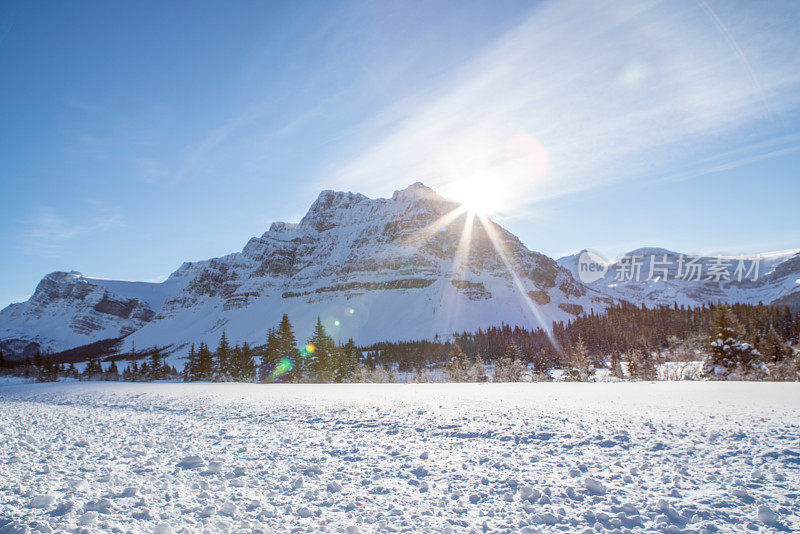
[0,183,605,359]
[0,272,181,360]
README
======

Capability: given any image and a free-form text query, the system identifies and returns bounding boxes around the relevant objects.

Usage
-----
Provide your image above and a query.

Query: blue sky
[1,0,799,308]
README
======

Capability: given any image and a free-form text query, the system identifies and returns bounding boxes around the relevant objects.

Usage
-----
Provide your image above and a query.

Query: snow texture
[1,381,798,533]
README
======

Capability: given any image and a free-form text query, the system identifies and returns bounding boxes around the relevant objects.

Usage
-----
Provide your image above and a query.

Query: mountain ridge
[557,247,800,311]
[1,183,603,360]
[5,183,797,363]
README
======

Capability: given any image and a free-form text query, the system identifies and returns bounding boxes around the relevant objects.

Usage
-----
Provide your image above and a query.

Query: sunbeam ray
[402,205,467,249]
[476,213,563,355]
[452,210,475,273]
[436,210,476,338]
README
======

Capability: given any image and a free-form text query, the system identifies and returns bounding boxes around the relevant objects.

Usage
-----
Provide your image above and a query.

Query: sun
[437,133,549,216]
[444,176,506,216]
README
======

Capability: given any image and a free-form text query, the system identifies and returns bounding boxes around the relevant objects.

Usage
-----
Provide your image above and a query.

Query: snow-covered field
[0,382,798,533]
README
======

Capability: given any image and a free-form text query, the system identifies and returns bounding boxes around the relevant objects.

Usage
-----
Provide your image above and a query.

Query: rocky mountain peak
[298,190,369,233]
[391,181,438,201]
[267,221,298,234]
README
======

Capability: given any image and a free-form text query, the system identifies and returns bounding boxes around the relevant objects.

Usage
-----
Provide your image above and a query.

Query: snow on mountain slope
[0,183,607,361]
[122,183,605,357]
[0,272,185,360]
[558,247,800,310]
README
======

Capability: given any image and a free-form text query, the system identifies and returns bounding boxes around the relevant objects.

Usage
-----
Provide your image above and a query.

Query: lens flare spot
[334,320,340,327]
[346,308,355,315]
[619,62,648,86]
[268,357,294,381]
[300,343,316,358]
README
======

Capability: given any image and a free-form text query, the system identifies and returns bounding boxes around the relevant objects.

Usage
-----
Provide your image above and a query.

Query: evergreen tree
[106,361,120,380]
[760,326,791,363]
[566,337,592,381]
[149,346,165,380]
[608,350,624,379]
[124,341,139,381]
[33,351,43,374]
[792,313,800,343]
[444,345,470,382]
[504,343,524,361]
[530,349,554,376]
[83,358,103,380]
[38,355,58,382]
[274,314,300,380]
[493,356,525,382]
[306,317,336,382]
[330,344,346,382]
[184,344,198,381]
[67,362,78,379]
[628,348,656,380]
[229,342,257,381]
[215,332,232,380]
[335,338,359,382]
[128,341,137,366]
[230,344,242,381]
[262,328,279,369]
[704,305,762,379]
[469,353,488,382]
[196,342,214,380]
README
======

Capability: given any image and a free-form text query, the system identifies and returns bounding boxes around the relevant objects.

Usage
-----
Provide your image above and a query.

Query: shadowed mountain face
[0,183,602,360]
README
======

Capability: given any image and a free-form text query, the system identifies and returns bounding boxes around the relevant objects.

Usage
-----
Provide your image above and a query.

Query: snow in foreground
[0,382,798,533]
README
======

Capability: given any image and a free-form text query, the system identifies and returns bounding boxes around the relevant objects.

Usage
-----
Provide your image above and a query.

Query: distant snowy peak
[557,247,800,310]
[0,271,185,359]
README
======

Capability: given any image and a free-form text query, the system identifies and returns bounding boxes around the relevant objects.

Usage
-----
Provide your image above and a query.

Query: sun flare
[438,134,549,216]
[443,177,507,216]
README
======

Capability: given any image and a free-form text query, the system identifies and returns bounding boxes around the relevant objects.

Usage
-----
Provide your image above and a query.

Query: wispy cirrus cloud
[19,202,124,256]
[326,0,800,214]
[60,102,175,185]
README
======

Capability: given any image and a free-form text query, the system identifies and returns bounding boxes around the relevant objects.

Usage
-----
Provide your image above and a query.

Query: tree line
[3,345,180,383]
[368,303,799,369]
[2,302,798,383]
[180,314,360,383]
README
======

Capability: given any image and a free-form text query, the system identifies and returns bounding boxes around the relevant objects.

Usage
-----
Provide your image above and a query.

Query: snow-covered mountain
[0,271,185,360]
[0,183,605,360]
[558,247,800,310]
